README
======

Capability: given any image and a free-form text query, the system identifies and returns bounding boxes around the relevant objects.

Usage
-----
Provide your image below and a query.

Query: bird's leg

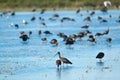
[99,59,102,62]
[62,63,64,68]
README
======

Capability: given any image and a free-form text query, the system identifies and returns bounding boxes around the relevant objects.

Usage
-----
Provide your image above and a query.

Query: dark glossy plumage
[50,39,58,46]
[44,30,52,34]
[106,38,112,43]
[96,52,104,59]
[103,28,109,35]
[19,34,29,41]
[56,60,61,68]
[57,52,72,64]
[38,30,42,35]
[65,37,75,45]
[41,37,47,41]
[29,31,32,36]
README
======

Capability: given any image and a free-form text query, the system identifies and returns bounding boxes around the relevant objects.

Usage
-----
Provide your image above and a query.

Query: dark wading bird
[11,11,15,16]
[65,37,75,45]
[56,60,61,68]
[38,30,42,35]
[40,8,46,14]
[44,30,52,34]
[29,31,32,37]
[31,16,36,21]
[55,52,72,66]
[19,34,29,41]
[50,39,58,46]
[41,37,47,42]
[106,38,112,47]
[96,52,105,62]
[15,24,19,28]
[87,35,96,43]
[106,38,112,43]
[103,28,109,35]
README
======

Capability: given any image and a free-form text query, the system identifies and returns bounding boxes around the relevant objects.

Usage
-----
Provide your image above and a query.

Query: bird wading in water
[96,52,105,62]
[56,59,61,68]
[55,52,72,66]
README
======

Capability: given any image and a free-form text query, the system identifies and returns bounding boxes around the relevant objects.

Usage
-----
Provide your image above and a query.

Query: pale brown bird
[57,52,72,65]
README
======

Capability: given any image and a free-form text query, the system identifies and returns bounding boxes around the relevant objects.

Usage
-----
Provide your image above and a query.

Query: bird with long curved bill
[55,52,72,66]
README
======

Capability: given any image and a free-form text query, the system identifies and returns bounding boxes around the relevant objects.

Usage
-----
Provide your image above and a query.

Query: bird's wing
[61,57,72,64]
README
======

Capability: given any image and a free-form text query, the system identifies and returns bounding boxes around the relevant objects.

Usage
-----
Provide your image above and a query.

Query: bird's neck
[58,54,61,59]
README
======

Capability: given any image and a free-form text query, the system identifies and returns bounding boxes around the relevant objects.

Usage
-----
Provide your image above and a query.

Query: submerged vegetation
[0,0,120,11]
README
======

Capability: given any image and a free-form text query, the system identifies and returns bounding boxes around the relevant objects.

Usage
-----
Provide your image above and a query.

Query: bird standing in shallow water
[50,39,58,46]
[57,52,72,65]
[96,52,104,62]
[56,60,61,68]
[106,38,112,43]
[19,34,29,41]
[87,35,96,43]
[103,28,109,35]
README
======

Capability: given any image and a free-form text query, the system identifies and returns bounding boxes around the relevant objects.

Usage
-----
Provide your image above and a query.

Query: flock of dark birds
[0,6,119,69]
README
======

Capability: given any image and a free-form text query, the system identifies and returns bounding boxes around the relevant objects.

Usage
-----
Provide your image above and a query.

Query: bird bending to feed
[87,35,96,43]
[56,52,72,65]
[41,37,47,42]
[19,34,29,41]
[106,38,112,43]
[56,60,61,68]
[103,28,109,35]
[96,52,104,62]
[50,39,58,46]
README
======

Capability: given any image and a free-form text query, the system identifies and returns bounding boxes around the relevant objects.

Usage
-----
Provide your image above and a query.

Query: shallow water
[0,10,120,80]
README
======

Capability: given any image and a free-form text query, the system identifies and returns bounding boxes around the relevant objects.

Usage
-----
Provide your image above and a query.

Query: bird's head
[57,52,60,55]
[53,52,60,57]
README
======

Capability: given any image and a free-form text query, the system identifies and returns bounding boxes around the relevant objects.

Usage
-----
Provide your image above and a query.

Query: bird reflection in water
[56,68,62,80]
[96,61,104,66]
[56,66,73,80]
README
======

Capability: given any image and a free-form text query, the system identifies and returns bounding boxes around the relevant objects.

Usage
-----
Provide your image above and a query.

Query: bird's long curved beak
[49,53,57,60]
[53,53,57,57]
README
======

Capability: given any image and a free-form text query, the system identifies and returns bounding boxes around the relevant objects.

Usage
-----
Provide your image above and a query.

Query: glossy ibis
[96,52,104,62]
[83,16,91,22]
[15,24,19,28]
[56,60,61,68]
[65,37,75,45]
[41,37,47,42]
[29,31,32,37]
[103,28,109,35]
[38,30,42,35]
[87,35,96,43]
[76,8,80,14]
[106,38,112,43]
[56,52,72,65]
[31,16,36,21]
[95,33,103,36]
[19,34,29,41]
[44,30,52,34]
[50,39,58,46]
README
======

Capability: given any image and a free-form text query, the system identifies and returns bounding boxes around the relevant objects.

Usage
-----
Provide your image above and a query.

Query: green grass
[0,0,119,11]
